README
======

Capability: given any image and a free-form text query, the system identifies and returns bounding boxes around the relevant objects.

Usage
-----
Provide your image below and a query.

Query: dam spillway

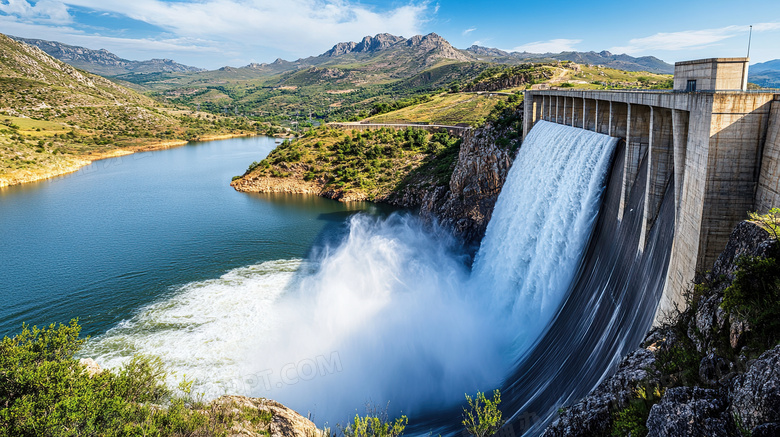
[523,75,780,323]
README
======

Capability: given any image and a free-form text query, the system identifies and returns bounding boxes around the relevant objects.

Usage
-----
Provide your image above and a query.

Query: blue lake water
[0,137,390,339]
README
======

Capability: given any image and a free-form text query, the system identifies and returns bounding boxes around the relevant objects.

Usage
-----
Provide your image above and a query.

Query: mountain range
[750,59,780,88]
[464,45,673,73]
[9,36,203,76]
[11,33,674,77]
[230,33,673,75]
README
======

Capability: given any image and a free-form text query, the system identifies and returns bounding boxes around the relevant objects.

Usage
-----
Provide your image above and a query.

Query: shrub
[0,319,243,436]
[341,404,407,437]
[748,207,780,240]
[721,253,780,349]
[462,389,504,437]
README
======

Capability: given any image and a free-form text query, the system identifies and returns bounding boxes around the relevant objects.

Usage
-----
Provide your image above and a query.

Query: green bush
[0,319,253,436]
[341,404,407,437]
[462,389,504,437]
[721,253,780,349]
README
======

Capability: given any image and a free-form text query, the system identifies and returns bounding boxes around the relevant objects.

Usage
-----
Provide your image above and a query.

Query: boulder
[646,387,729,437]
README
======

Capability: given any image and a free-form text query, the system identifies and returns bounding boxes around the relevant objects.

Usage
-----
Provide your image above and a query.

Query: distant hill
[9,36,204,76]
[0,33,251,187]
[752,59,780,72]
[465,46,673,73]
[749,59,780,88]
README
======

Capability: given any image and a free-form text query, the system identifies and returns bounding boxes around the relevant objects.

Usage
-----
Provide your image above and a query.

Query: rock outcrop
[419,125,518,244]
[729,345,780,432]
[206,396,322,437]
[646,387,729,437]
[543,349,659,437]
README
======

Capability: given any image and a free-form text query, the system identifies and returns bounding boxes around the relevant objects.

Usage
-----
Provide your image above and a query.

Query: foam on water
[85,120,619,427]
[81,259,302,397]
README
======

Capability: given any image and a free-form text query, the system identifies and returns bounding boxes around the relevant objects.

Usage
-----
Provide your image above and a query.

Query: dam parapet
[523,57,780,323]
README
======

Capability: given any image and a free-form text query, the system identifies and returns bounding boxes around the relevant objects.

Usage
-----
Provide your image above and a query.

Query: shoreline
[0,133,254,189]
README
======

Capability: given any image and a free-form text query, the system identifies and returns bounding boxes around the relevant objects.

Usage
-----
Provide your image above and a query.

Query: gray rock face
[9,36,203,75]
[646,387,729,437]
[730,345,780,433]
[420,125,518,244]
[323,32,472,63]
[542,349,659,437]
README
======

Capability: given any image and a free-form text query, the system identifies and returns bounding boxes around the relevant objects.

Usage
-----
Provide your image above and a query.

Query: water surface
[0,137,388,338]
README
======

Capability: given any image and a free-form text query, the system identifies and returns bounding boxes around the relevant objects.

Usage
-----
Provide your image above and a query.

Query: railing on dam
[327,122,472,137]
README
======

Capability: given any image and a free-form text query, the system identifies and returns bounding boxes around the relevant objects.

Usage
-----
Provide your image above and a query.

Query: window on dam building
[685,79,697,92]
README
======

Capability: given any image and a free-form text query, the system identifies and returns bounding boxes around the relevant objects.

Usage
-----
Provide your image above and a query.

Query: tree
[462,389,504,437]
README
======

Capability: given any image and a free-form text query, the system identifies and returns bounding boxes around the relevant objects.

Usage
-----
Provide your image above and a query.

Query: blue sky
[1,0,778,70]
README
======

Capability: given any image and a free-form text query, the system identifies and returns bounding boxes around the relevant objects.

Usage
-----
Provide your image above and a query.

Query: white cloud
[462,27,476,36]
[511,38,581,53]
[0,0,432,67]
[54,0,429,55]
[0,0,71,23]
[609,22,780,54]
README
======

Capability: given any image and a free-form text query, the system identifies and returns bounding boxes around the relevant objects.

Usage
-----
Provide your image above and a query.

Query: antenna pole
[747,25,752,58]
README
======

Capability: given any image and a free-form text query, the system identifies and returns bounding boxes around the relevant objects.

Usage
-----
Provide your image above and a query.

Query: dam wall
[523,89,780,323]
[755,98,780,212]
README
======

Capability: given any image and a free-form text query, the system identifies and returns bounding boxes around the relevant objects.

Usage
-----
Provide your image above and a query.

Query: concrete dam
[523,57,780,323]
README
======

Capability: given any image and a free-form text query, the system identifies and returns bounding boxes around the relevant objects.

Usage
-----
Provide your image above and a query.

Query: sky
[0,0,778,70]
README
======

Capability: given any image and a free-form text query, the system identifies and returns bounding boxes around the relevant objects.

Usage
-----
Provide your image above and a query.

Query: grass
[463,63,672,93]
[365,92,509,127]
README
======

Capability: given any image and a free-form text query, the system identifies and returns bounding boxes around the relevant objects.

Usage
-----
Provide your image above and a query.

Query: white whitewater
[471,120,618,354]
[82,120,618,426]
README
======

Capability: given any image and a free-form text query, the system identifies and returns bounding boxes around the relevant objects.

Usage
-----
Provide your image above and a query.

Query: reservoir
[0,136,387,339]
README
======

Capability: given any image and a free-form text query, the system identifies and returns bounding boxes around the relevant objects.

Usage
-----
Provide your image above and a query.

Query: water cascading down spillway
[82,120,675,436]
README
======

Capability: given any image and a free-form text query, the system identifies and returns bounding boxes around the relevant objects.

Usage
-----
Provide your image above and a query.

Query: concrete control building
[523,58,780,322]
[673,58,750,92]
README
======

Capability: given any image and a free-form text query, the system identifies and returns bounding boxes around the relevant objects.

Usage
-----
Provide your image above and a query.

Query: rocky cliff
[542,220,780,437]
[416,124,518,244]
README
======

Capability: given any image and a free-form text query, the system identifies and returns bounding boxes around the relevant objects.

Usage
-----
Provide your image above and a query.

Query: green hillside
[0,33,256,187]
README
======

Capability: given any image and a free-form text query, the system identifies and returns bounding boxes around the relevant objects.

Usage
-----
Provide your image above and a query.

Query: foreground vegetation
[1,319,512,437]
[0,320,282,436]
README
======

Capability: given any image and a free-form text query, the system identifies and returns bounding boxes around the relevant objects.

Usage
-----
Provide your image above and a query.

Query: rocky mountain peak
[405,33,472,62]
[323,33,405,57]
[466,45,510,57]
